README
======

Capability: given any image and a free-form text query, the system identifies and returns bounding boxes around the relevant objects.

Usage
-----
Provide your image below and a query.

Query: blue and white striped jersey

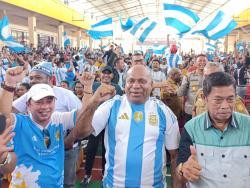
[92,95,180,188]
[166,54,182,73]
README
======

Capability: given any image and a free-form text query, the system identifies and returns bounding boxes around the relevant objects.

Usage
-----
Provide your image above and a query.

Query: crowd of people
[0,40,250,188]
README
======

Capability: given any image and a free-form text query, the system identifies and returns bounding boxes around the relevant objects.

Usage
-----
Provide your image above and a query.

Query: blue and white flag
[130,17,157,43]
[120,15,134,32]
[192,11,237,40]
[0,16,13,41]
[4,40,26,53]
[63,31,71,47]
[87,18,113,40]
[0,16,26,53]
[163,3,200,34]
[151,45,167,55]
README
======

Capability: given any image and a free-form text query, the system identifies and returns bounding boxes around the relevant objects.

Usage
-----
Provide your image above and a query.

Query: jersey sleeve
[164,106,180,150]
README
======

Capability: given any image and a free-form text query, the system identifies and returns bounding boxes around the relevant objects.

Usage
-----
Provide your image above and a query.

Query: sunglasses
[43,129,51,148]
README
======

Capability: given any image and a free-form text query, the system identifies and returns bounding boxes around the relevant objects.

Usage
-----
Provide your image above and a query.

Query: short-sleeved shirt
[177,112,250,188]
[92,95,180,188]
[11,110,76,188]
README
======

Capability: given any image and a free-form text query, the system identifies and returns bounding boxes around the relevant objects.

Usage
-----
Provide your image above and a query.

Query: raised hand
[93,84,116,103]
[0,119,15,164]
[182,145,202,182]
[5,66,25,87]
[78,72,95,88]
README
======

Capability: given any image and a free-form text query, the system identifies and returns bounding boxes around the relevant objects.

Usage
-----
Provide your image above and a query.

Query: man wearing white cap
[12,61,82,188]
[0,66,116,187]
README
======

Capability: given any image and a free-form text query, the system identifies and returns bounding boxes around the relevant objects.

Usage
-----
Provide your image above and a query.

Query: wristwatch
[177,162,184,176]
[0,152,12,167]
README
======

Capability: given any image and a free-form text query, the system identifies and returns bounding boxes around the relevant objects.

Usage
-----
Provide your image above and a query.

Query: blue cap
[31,61,53,77]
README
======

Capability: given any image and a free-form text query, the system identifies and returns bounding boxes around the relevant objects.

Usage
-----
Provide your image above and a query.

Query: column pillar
[58,24,64,49]
[28,16,37,47]
[76,30,81,48]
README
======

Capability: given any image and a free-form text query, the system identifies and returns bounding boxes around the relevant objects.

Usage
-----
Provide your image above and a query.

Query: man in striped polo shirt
[70,65,181,188]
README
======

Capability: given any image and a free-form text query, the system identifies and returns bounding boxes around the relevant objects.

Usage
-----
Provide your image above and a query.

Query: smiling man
[74,65,181,188]
[177,72,250,188]
[0,66,115,187]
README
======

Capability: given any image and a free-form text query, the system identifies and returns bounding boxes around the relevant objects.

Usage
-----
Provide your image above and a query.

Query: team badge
[55,130,60,141]
[149,114,158,126]
[134,111,143,122]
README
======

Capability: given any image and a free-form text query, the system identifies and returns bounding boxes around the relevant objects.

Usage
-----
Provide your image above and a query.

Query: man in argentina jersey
[0,67,96,188]
[166,44,182,73]
[77,65,181,188]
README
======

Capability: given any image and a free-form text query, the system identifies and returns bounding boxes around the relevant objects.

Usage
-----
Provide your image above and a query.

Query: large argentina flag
[87,18,113,40]
[0,16,26,53]
[163,3,200,34]
[192,11,237,40]
[0,16,13,41]
[130,17,157,43]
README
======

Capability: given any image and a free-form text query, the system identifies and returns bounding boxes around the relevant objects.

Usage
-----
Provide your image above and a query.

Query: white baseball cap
[27,84,56,102]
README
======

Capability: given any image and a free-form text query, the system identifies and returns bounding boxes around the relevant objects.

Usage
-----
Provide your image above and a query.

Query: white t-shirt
[150,69,166,97]
[13,86,82,113]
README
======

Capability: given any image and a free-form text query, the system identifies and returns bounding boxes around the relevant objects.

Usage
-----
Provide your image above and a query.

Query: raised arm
[0,66,25,125]
[64,73,116,148]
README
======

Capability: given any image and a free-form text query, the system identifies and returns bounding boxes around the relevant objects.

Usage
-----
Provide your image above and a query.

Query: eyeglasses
[43,129,51,148]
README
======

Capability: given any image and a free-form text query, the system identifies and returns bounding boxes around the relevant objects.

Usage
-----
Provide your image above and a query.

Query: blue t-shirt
[11,111,76,188]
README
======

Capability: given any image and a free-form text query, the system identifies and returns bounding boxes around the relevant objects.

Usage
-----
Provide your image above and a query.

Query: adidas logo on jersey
[118,113,129,120]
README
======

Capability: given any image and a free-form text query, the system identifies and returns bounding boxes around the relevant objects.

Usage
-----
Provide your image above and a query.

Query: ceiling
[63,0,230,23]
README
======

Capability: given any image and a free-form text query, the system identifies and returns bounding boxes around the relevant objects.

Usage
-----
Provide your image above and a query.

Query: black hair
[203,72,236,97]
[20,83,31,90]
[60,80,69,87]
[151,58,160,64]
[196,54,207,59]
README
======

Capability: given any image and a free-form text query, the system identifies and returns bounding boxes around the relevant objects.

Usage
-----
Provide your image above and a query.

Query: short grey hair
[204,62,224,72]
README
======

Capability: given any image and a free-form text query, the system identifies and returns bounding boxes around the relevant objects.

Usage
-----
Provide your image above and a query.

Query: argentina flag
[0,16,26,53]
[63,31,71,47]
[0,16,13,41]
[163,3,200,34]
[4,40,26,53]
[130,17,157,43]
[192,11,237,40]
[87,18,113,40]
[151,45,167,55]
[120,15,134,32]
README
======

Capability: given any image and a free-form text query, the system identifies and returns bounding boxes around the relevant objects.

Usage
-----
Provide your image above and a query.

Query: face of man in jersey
[29,71,51,86]
[27,96,56,126]
[125,65,152,104]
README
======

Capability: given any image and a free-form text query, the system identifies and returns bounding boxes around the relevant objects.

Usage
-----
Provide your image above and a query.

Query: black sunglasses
[43,129,51,148]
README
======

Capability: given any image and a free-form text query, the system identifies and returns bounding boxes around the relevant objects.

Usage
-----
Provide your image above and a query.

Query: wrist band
[83,90,93,95]
[2,82,16,93]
